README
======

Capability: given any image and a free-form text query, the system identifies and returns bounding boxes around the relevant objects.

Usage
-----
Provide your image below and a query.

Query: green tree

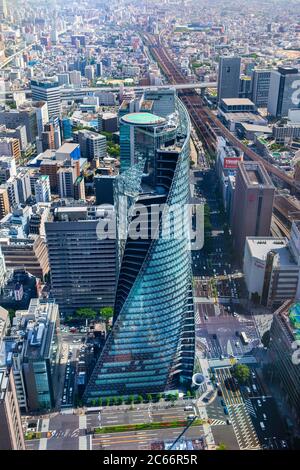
[231,364,250,385]
[99,307,114,324]
[128,395,134,404]
[76,308,97,320]
[146,393,152,403]
[119,396,124,405]
[137,395,143,404]
[186,390,191,399]
[91,399,96,406]
[157,393,162,402]
[97,397,102,407]
[112,396,118,406]
[106,397,111,406]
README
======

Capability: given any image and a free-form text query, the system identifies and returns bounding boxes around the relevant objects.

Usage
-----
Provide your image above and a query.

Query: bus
[240,331,249,345]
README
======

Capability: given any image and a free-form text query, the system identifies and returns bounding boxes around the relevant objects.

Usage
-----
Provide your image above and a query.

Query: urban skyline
[0,0,299,456]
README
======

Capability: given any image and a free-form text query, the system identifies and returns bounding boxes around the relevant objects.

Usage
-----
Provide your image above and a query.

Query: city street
[92,425,206,451]
[24,402,200,450]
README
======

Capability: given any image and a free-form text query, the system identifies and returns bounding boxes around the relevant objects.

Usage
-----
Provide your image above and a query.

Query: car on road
[252,384,257,393]
[220,400,225,406]
[263,413,267,420]
[219,354,224,360]
[217,389,223,396]
[245,386,251,394]
[187,414,196,420]
[257,400,262,407]
[260,422,265,431]
[223,407,229,415]
[280,440,287,449]
[184,406,194,411]
[226,419,231,425]
[262,396,266,402]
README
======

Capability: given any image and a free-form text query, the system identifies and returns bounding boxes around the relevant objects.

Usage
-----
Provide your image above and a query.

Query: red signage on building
[224,157,241,169]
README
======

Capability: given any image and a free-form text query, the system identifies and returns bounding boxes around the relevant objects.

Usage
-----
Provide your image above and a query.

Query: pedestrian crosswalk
[244,399,257,418]
[209,419,227,426]
[228,404,260,450]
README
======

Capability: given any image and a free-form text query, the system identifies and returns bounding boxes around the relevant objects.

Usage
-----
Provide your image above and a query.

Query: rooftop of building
[221,98,255,107]
[121,112,166,127]
[239,122,272,133]
[13,299,59,361]
[246,237,297,267]
[52,205,114,222]
[239,161,274,188]
[56,143,80,153]
[100,112,117,119]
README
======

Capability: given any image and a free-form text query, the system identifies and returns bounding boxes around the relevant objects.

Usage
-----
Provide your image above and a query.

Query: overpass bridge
[0,82,217,98]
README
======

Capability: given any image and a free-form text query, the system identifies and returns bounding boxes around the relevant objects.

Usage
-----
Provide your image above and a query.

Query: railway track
[143,32,300,196]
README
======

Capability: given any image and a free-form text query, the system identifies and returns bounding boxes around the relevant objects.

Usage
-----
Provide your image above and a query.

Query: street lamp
[168,415,198,450]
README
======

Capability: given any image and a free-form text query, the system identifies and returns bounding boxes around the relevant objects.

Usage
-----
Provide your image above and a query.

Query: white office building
[243,223,300,306]
[34,175,51,203]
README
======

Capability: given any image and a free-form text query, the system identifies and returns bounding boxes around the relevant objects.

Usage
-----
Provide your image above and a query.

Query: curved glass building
[84,96,195,401]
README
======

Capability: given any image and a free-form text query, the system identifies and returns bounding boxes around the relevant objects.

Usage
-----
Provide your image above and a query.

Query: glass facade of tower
[84,97,195,400]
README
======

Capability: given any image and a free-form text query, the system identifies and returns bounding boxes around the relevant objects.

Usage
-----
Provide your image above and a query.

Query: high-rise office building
[74,176,85,200]
[84,95,195,401]
[57,165,76,199]
[231,162,275,258]
[18,299,61,411]
[57,73,70,87]
[0,367,25,450]
[31,79,61,120]
[74,129,106,161]
[239,76,252,99]
[217,57,241,104]
[69,70,81,87]
[35,175,51,203]
[84,65,95,81]
[269,300,300,427]
[251,69,271,108]
[45,206,116,315]
[118,97,140,173]
[268,67,300,118]
[94,175,115,205]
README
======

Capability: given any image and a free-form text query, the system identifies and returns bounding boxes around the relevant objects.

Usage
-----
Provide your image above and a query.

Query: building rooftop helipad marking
[121,112,166,126]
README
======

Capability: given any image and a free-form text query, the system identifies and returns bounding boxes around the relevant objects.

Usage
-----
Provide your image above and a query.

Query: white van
[184,406,194,411]
[260,422,265,430]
